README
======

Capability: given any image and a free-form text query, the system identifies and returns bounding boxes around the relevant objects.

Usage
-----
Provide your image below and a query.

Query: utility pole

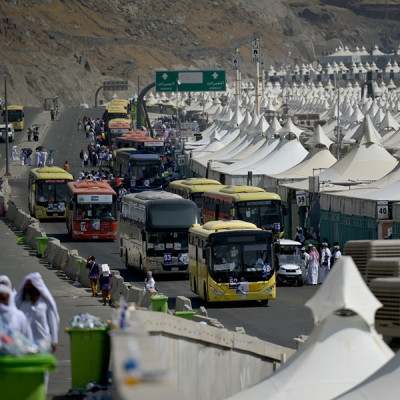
[4,75,10,176]
[252,38,260,117]
[233,48,241,109]
[334,73,341,161]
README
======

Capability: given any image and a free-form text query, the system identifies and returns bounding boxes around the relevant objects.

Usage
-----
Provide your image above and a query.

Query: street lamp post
[137,74,146,97]
[4,75,10,176]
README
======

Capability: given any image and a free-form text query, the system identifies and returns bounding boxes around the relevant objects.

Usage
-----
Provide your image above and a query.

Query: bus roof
[5,105,23,110]
[67,180,116,195]
[204,185,281,202]
[181,178,222,187]
[189,220,261,236]
[122,191,183,202]
[169,179,224,194]
[29,166,74,180]
[108,118,131,126]
[117,134,163,144]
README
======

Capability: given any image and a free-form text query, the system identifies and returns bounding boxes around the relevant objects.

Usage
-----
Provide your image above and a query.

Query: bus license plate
[92,236,98,239]
[171,267,179,272]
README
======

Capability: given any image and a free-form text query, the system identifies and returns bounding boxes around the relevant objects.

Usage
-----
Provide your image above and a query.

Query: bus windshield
[130,160,161,182]
[5,110,23,122]
[236,200,282,230]
[75,203,117,221]
[148,204,199,228]
[146,230,189,256]
[36,181,69,203]
[210,242,272,283]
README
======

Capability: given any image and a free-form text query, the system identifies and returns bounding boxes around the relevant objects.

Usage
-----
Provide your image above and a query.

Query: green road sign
[155,70,226,92]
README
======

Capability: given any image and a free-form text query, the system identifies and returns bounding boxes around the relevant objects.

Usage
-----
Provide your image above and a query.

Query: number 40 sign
[377,200,389,220]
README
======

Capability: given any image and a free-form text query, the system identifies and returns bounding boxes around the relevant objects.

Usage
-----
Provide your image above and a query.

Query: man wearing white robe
[15,272,59,353]
[0,284,33,341]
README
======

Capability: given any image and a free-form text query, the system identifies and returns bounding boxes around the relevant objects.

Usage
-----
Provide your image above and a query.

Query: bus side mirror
[31,184,35,191]
[141,231,146,241]
[202,248,208,259]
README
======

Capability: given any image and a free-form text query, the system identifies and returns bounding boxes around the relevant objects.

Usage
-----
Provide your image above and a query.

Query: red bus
[116,131,165,156]
[66,180,118,240]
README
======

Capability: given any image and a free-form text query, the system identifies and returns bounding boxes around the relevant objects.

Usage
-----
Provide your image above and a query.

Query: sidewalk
[0,217,114,398]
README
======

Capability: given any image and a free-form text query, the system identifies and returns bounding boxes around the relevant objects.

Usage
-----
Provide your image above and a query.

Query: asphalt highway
[3,106,317,349]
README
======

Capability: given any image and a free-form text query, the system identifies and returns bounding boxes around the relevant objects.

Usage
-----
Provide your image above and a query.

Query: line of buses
[27,167,282,303]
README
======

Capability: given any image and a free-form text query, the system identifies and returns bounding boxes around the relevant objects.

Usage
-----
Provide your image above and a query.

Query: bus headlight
[210,286,223,296]
[264,285,275,294]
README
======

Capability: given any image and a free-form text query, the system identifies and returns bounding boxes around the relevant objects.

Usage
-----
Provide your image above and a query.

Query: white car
[276,239,304,286]
[0,123,15,142]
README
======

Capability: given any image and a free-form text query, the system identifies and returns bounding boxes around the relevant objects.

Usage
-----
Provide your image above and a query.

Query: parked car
[0,123,15,142]
[275,239,304,286]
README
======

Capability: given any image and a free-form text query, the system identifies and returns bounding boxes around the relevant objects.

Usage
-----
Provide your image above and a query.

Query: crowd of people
[294,227,342,285]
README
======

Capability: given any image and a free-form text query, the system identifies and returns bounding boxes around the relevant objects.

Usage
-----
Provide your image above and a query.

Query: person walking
[11,145,18,161]
[15,272,60,353]
[331,245,342,267]
[33,126,39,142]
[27,127,33,142]
[0,284,33,341]
[319,242,332,283]
[63,160,69,172]
[99,264,112,306]
[41,148,48,167]
[143,271,156,294]
[307,245,319,285]
[35,149,41,166]
[85,256,100,297]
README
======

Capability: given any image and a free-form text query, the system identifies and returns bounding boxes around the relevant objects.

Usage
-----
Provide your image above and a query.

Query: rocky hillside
[0,0,398,107]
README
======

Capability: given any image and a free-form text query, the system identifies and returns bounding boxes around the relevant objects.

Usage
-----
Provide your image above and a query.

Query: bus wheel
[139,257,144,273]
[125,250,129,269]
[193,277,197,294]
[203,283,209,304]
[260,300,269,306]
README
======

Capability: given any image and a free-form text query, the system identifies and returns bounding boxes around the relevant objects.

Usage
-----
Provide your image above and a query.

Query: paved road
[4,106,318,349]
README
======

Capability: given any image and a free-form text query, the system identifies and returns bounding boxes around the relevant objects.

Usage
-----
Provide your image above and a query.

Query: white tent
[271,125,336,182]
[280,115,398,193]
[228,256,394,400]
[335,350,400,399]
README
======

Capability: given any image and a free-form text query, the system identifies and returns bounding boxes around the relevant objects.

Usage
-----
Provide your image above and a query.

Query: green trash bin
[76,259,84,273]
[0,354,56,400]
[175,311,196,320]
[35,237,49,257]
[65,327,111,389]
[151,295,169,313]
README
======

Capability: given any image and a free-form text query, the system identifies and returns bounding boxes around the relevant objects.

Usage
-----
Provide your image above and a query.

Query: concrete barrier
[0,178,11,216]
[45,239,70,270]
[25,222,46,249]
[5,200,18,222]
[131,311,295,400]
[175,296,193,312]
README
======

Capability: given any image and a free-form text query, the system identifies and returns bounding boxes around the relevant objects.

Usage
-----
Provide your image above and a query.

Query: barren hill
[0,0,398,107]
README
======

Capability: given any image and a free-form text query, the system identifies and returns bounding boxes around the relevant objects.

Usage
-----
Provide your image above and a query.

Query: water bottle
[123,339,142,385]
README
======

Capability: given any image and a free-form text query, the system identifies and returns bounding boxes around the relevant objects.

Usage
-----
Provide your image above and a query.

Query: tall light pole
[137,74,146,97]
[251,38,261,116]
[176,79,181,132]
[4,75,10,176]
[334,72,341,161]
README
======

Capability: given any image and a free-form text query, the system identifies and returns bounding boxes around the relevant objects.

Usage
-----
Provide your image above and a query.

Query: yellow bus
[28,167,74,219]
[109,99,131,113]
[202,185,285,236]
[169,178,224,212]
[189,220,276,303]
[2,105,24,131]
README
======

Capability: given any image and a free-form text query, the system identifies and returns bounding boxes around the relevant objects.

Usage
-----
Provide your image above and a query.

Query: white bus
[119,191,199,274]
